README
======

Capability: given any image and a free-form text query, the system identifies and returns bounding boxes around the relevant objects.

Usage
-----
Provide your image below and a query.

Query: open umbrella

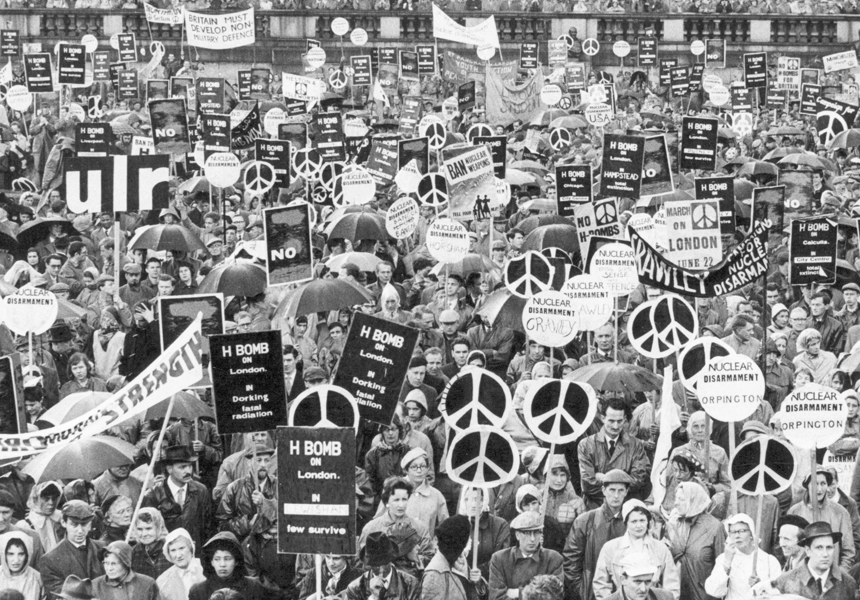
[35,391,112,428]
[129,224,207,253]
[326,252,383,272]
[22,436,137,483]
[519,214,571,235]
[761,146,803,163]
[830,129,860,150]
[522,224,579,256]
[778,153,829,170]
[505,169,541,186]
[197,261,268,297]
[736,161,779,178]
[110,122,137,136]
[523,199,556,213]
[272,278,374,321]
[569,362,663,393]
[16,218,77,250]
[476,290,526,332]
[145,391,215,422]
[430,253,498,276]
[765,126,805,136]
[530,108,568,127]
[550,115,589,130]
[327,209,387,242]
[509,160,548,175]
[0,223,17,253]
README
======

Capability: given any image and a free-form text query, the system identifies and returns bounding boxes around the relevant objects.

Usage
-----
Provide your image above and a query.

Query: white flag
[373,79,390,108]
[432,4,500,48]
[0,62,12,86]
[650,365,682,508]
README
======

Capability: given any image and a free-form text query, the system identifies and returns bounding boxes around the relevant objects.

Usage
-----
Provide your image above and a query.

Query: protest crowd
[2,5,860,600]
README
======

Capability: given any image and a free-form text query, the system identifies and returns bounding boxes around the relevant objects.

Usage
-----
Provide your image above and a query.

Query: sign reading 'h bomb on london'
[600,134,644,199]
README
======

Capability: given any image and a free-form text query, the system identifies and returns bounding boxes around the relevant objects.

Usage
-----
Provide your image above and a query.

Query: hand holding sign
[446,426,520,489]
[523,379,597,444]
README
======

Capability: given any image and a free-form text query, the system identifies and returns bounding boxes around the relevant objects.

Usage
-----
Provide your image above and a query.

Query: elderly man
[705,514,782,600]
[606,553,674,600]
[489,511,563,600]
[793,328,837,384]
[777,515,810,573]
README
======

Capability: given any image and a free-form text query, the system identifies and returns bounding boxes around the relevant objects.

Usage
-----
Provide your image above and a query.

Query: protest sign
[386,196,419,239]
[664,200,723,270]
[777,56,801,92]
[824,451,856,496]
[312,112,345,162]
[744,52,767,88]
[237,70,251,99]
[116,33,136,63]
[780,169,814,223]
[398,137,429,175]
[159,294,224,389]
[586,241,639,298]
[75,123,111,158]
[548,39,567,68]
[65,155,169,214]
[441,368,511,432]
[766,84,786,110]
[282,73,327,104]
[0,31,19,57]
[3,288,58,336]
[641,135,674,196]
[824,50,859,73]
[523,291,578,348]
[201,114,231,159]
[780,383,848,449]
[556,165,592,217]
[118,71,138,100]
[575,198,622,260]
[446,427,520,489]
[351,56,372,86]
[441,144,495,221]
[416,45,436,74]
[800,84,822,116]
[706,39,726,68]
[58,44,86,85]
[731,436,796,496]
[628,294,698,359]
[817,97,858,146]
[196,78,224,114]
[398,96,421,137]
[263,204,313,287]
[333,167,376,207]
[255,139,290,189]
[131,136,154,155]
[146,79,168,102]
[680,117,718,170]
[458,81,476,112]
[0,355,24,435]
[473,135,506,179]
[638,37,657,67]
[432,4,499,48]
[426,218,469,263]
[697,355,764,422]
[231,103,264,151]
[144,3,183,24]
[365,139,398,188]
[185,8,255,49]
[149,98,191,154]
[521,42,538,69]
[399,50,418,81]
[789,217,837,286]
[93,52,109,81]
[560,274,612,331]
[249,68,269,100]
[690,65,705,93]
[210,330,287,434]
[23,53,52,93]
[752,185,786,233]
[600,134,644,199]
[670,66,689,97]
[695,176,735,235]
[332,313,419,426]
[277,427,356,555]
[678,338,735,393]
[523,379,597,445]
[659,58,677,87]
[732,87,753,112]
[626,214,661,248]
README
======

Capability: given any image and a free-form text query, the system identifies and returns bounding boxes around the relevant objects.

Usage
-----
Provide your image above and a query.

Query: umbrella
[764,126,805,136]
[656,189,695,203]
[717,127,738,140]
[522,224,579,256]
[16,218,77,250]
[430,253,498,276]
[523,199,557,213]
[829,129,860,150]
[476,289,526,332]
[272,278,374,321]
[569,362,664,393]
[509,160,548,175]
[110,122,137,136]
[530,108,568,127]
[505,168,541,186]
[145,391,215,422]
[129,224,207,253]
[22,436,137,483]
[327,209,387,242]
[778,153,829,170]
[761,147,803,163]
[35,391,112,428]
[736,161,779,178]
[734,179,755,202]
[0,223,17,252]
[550,115,589,129]
[326,252,383,272]
[178,176,224,196]
[56,298,87,320]
[198,261,268,297]
[519,214,571,235]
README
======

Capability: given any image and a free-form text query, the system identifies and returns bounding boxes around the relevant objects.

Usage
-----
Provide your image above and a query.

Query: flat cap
[510,510,544,531]
[62,499,95,521]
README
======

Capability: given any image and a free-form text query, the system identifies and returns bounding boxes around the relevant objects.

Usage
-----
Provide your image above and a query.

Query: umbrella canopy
[523,199,557,213]
[519,214,571,235]
[129,224,207,253]
[778,153,829,170]
[656,189,695,203]
[197,261,268,297]
[110,122,137,136]
[765,126,805,136]
[550,115,589,129]
[830,129,860,150]
[569,362,664,393]
[17,218,77,250]
[145,391,215,422]
[530,108,568,127]
[430,253,498,276]
[272,278,374,321]
[476,289,527,332]
[509,160,548,175]
[326,252,383,272]
[522,224,579,256]
[0,222,17,253]
[327,209,387,242]
[35,391,112,428]
[736,161,779,177]
[761,146,803,163]
[505,168,541,186]
[22,436,137,483]
[58,297,87,320]
[717,127,738,140]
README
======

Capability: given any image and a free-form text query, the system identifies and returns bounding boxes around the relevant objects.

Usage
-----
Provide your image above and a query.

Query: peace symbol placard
[730,435,795,495]
[627,294,699,359]
[329,69,348,90]
[417,173,449,207]
[583,38,600,56]
[446,427,520,489]
[292,148,324,180]
[523,290,578,348]
[561,274,613,331]
[698,355,764,422]
[523,379,597,445]
[504,251,554,299]
[466,124,493,144]
[441,367,511,432]
[288,384,359,431]
[549,128,572,151]
[320,162,345,192]
[779,383,847,449]
[243,161,277,195]
[678,337,734,392]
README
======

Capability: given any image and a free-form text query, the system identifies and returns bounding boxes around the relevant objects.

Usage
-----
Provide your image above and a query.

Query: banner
[601,134,645,199]
[664,200,723,269]
[441,49,517,85]
[65,155,169,214]
[556,164,592,217]
[485,68,543,127]
[263,204,313,287]
[0,317,202,458]
[432,4,499,48]
[441,144,495,221]
[159,295,223,389]
[790,217,837,286]
[144,3,183,24]
[231,102,264,151]
[185,8,255,49]
[629,219,772,297]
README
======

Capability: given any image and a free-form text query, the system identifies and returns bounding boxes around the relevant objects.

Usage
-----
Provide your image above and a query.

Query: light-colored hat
[400,448,428,471]
[619,552,658,578]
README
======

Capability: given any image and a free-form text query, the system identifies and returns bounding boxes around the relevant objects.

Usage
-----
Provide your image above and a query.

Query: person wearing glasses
[92,540,161,600]
[489,510,563,600]
[705,514,781,600]
[400,448,447,538]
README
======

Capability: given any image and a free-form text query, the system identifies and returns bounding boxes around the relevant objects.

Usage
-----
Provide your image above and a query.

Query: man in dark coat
[342,532,420,600]
[39,500,105,596]
[489,511,564,600]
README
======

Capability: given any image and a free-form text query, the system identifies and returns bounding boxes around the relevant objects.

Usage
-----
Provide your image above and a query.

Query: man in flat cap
[606,552,674,600]
[489,510,563,600]
[40,500,105,596]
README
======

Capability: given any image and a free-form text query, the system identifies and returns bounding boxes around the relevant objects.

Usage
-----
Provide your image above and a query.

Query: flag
[373,79,390,108]
[0,62,11,86]
[650,365,682,508]
[432,4,500,48]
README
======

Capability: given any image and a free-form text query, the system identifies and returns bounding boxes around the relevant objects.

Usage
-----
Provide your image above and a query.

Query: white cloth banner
[184,8,255,49]
[432,4,500,49]
[0,316,203,458]
[144,3,183,25]
[650,365,682,508]
[282,73,327,102]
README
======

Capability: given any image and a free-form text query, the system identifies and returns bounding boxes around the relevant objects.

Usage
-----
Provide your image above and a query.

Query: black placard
[117,33,137,63]
[263,204,313,286]
[0,31,19,57]
[670,66,689,97]
[210,330,287,434]
[659,58,678,87]
[732,87,753,112]
[149,98,191,155]
[146,79,168,102]
[706,39,726,68]
[752,185,786,232]
[250,68,270,100]
[416,45,436,75]
[816,97,859,146]
[118,70,138,100]
[196,78,224,114]
[277,427,356,556]
[398,136,429,175]
[24,53,53,93]
[473,135,507,179]
[238,70,252,100]
[680,117,718,171]
[458,81,476,112]
[790,217,837,286]
[521,42,538,69]
[399,50,418,80]
[57,44,86,85]
[201,114,231,159]
[800,84,822,116]
[641,135,674,196]
[380,48,397,64]
[109,62,126,89]
[638,37,657,67]
[600,134,645,199]
[744,52,767,88]
[312,112,345,163]
[256,139,291,189]
[93,52,109,82]
[766,84,786,110]
[286,99,308,116]
[158,293,223,388]
[695,176,735,234]
[690,64,704,93]
[351,55,372,86]
[556,164,592,217]
[75,123,111,157]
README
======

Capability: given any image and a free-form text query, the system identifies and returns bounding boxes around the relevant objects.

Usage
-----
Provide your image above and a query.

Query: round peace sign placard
[292,148,324,180]
[523,290,578,348]
[504,251,554,299]
[730,435,795,495]
[417,173,448,207]
[779,383,847,449]
[446,427,520,489]
[582,38,600,56]
[557,95,573,111]
[243,161,277,196]
[467,124,494,144]
[678,337,734,392]
[441,367,511,432]
[698,355,764,422]
[425,122,447,150]
[288,384,359,431]
[320,162,345,192]
[426,218,469,264]
[561,274,612,331]
[627,294,699,359]
[550,128,572,151]
[329,69,348,90]
[523,379,597,444]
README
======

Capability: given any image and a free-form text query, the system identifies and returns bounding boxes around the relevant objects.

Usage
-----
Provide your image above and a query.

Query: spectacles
[408,464,427,472]
[440,321,458,326]
[728,528,750,535]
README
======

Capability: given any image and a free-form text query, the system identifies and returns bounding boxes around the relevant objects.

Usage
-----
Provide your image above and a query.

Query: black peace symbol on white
[541,247,571,264]
[818,111,848,144]
[523,379,598,445]
[440,367,511,431]
[504,251,553,298]
[678,337,734,392]
[691,203,718,230]
[292,148,324,180]
[583,38,600,56]
[0,85,7,104]
[320,162,344,192]
[467,124,493,144]
[594,200,617,226]
[417,173,448,207]
[628,294,699,358]
[329,70,347,89]
[730,436,795,495]
[426,123,447,150]
[287,384,359,431]
[558,34,574,49]
[445,427,520,489]
[312,183,329,204]
[550,128,572,150]
[243,161,277,195]
[557,96,573,110]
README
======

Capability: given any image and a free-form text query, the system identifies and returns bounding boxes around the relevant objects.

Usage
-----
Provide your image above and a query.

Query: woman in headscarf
[767,303,790,336]
[375,284,410,324]
[156,528,206,600]
[93,540,161,600]
[458,487,511,580]
[188,531,266,600]
[23,482,62,554]
[86,307,126,381]
[661,451,708,513]
[129,508,171,580]
[667,411,730,498]
[540,455,585,537]
[593,500,679,600]
[466,350,486,369]
[664,482,725,600]
[793,328,837,383]
[704,513,781,600]
[0,531,43,600]
[421,515,485,600]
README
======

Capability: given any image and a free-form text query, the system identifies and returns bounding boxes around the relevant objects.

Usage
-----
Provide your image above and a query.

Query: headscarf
[129,508,167,545]
[674,482,711,519]
[457,486,489,518]
[515,484,541,513]
[0,531,41,600]
[531,361,552,379]
[797,328,821,352]
[686,411,708,437]
[25,481,62,552]
[723,513,757,540]
[162,528,196,563]
[466,350,486,367]
[100,306,121,333]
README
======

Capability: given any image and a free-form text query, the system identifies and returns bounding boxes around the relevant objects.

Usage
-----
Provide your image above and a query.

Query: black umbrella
[129,224,207,253]
[16,218,76,250]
